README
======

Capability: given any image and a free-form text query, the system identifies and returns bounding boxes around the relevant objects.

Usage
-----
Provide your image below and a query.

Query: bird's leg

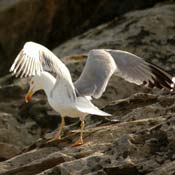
[47,116,65,142]
[55,116,65,140]
[72,118,85,147]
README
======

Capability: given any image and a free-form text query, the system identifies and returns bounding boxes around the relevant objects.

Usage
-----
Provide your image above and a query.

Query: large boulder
[0,92,175,175]
[0,0,171,76]
[0,2,175,175]
[54,3,175,73]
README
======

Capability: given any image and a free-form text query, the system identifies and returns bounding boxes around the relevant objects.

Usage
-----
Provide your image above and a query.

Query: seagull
[10,41,175,146]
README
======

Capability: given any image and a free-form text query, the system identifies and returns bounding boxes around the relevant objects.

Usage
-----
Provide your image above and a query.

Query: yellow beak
[25,90,34,103]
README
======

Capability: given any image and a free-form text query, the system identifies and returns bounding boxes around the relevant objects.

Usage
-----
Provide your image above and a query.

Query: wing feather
[15,54,28,77]
[75,49,175,99]
[10,41,76,99]
[10,50,23,73]
[10,42,72,81]
[74,49,116,98]
[13,52,24,74]
[107,49,174,90]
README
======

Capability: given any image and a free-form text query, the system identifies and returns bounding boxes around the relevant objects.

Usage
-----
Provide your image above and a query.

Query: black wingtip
[147,63,175,91]
[171,77,175,91]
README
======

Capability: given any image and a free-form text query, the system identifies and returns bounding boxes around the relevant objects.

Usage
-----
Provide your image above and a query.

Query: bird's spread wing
[107,49,174,90]
[74,49,116,99]
[10,41,76,99]
[75,49,175,99]
[10,42,71,79]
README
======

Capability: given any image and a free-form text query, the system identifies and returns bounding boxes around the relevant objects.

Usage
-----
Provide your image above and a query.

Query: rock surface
[0,2,175,175]
[0,91,175,175]
[54,3,175,72]
[0,0,172,76]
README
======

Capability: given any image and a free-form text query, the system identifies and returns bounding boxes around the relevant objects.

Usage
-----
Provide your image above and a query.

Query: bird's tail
[87,107,111,116]
[76,97,111,116]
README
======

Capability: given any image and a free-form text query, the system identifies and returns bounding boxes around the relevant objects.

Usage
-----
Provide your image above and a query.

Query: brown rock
[0,91,175,174]
[54,4,175,73]
[0,142,20,161]
[0,2,175,175]
[0,0,171,76]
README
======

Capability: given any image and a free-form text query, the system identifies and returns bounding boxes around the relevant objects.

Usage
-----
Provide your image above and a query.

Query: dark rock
[54,3,175,73]
[0,91,175,174]
[104,164,139,175]
[0,111,40,154]
[0,147,72,175]
[0,0,172,76]
[0,142,20,161]
[146,160,175,175]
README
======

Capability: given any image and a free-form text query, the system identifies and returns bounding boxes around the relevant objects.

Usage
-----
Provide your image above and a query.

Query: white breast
[48,80,86,118]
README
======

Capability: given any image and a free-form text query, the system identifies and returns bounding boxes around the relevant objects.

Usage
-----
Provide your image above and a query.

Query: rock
[0,85,42,157]
[0,2,175,175]
[0,0,171,76]
[54,3,175,73]
[0,142,20,161]
[104,162,138,175]
[0,91,175,174]
[0,88,175,174]
[0,0,63,76]
[0,148,73,175]
[0,111,40,156]
[146,161,175,175]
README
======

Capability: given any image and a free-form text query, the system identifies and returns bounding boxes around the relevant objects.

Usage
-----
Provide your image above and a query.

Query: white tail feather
[76,97,111,116]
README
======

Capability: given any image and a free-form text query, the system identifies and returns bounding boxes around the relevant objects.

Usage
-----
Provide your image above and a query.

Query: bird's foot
[47,135,61,143]
[72,139,84,147]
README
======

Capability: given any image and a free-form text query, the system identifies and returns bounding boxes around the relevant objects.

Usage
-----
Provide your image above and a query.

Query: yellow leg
[72,120,85,147]
[47,117,65,143]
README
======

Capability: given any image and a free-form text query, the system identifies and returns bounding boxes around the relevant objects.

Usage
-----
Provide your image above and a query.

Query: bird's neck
[41,72,56,97]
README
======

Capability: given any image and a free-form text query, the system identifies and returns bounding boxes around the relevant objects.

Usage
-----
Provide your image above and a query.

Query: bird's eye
[31,81,34,85]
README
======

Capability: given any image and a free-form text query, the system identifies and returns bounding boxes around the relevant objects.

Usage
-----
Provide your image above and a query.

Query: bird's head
[25,75,42,103]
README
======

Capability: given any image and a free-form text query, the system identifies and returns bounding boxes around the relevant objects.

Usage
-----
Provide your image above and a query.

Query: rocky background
[0,0,175,175]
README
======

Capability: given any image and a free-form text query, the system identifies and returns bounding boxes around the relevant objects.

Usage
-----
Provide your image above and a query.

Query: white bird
[10,41,175,146]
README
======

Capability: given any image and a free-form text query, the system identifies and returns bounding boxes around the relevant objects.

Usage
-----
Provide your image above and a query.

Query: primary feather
[10,41,76,100]
[74,49,175,98]
[10,42,72,82]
